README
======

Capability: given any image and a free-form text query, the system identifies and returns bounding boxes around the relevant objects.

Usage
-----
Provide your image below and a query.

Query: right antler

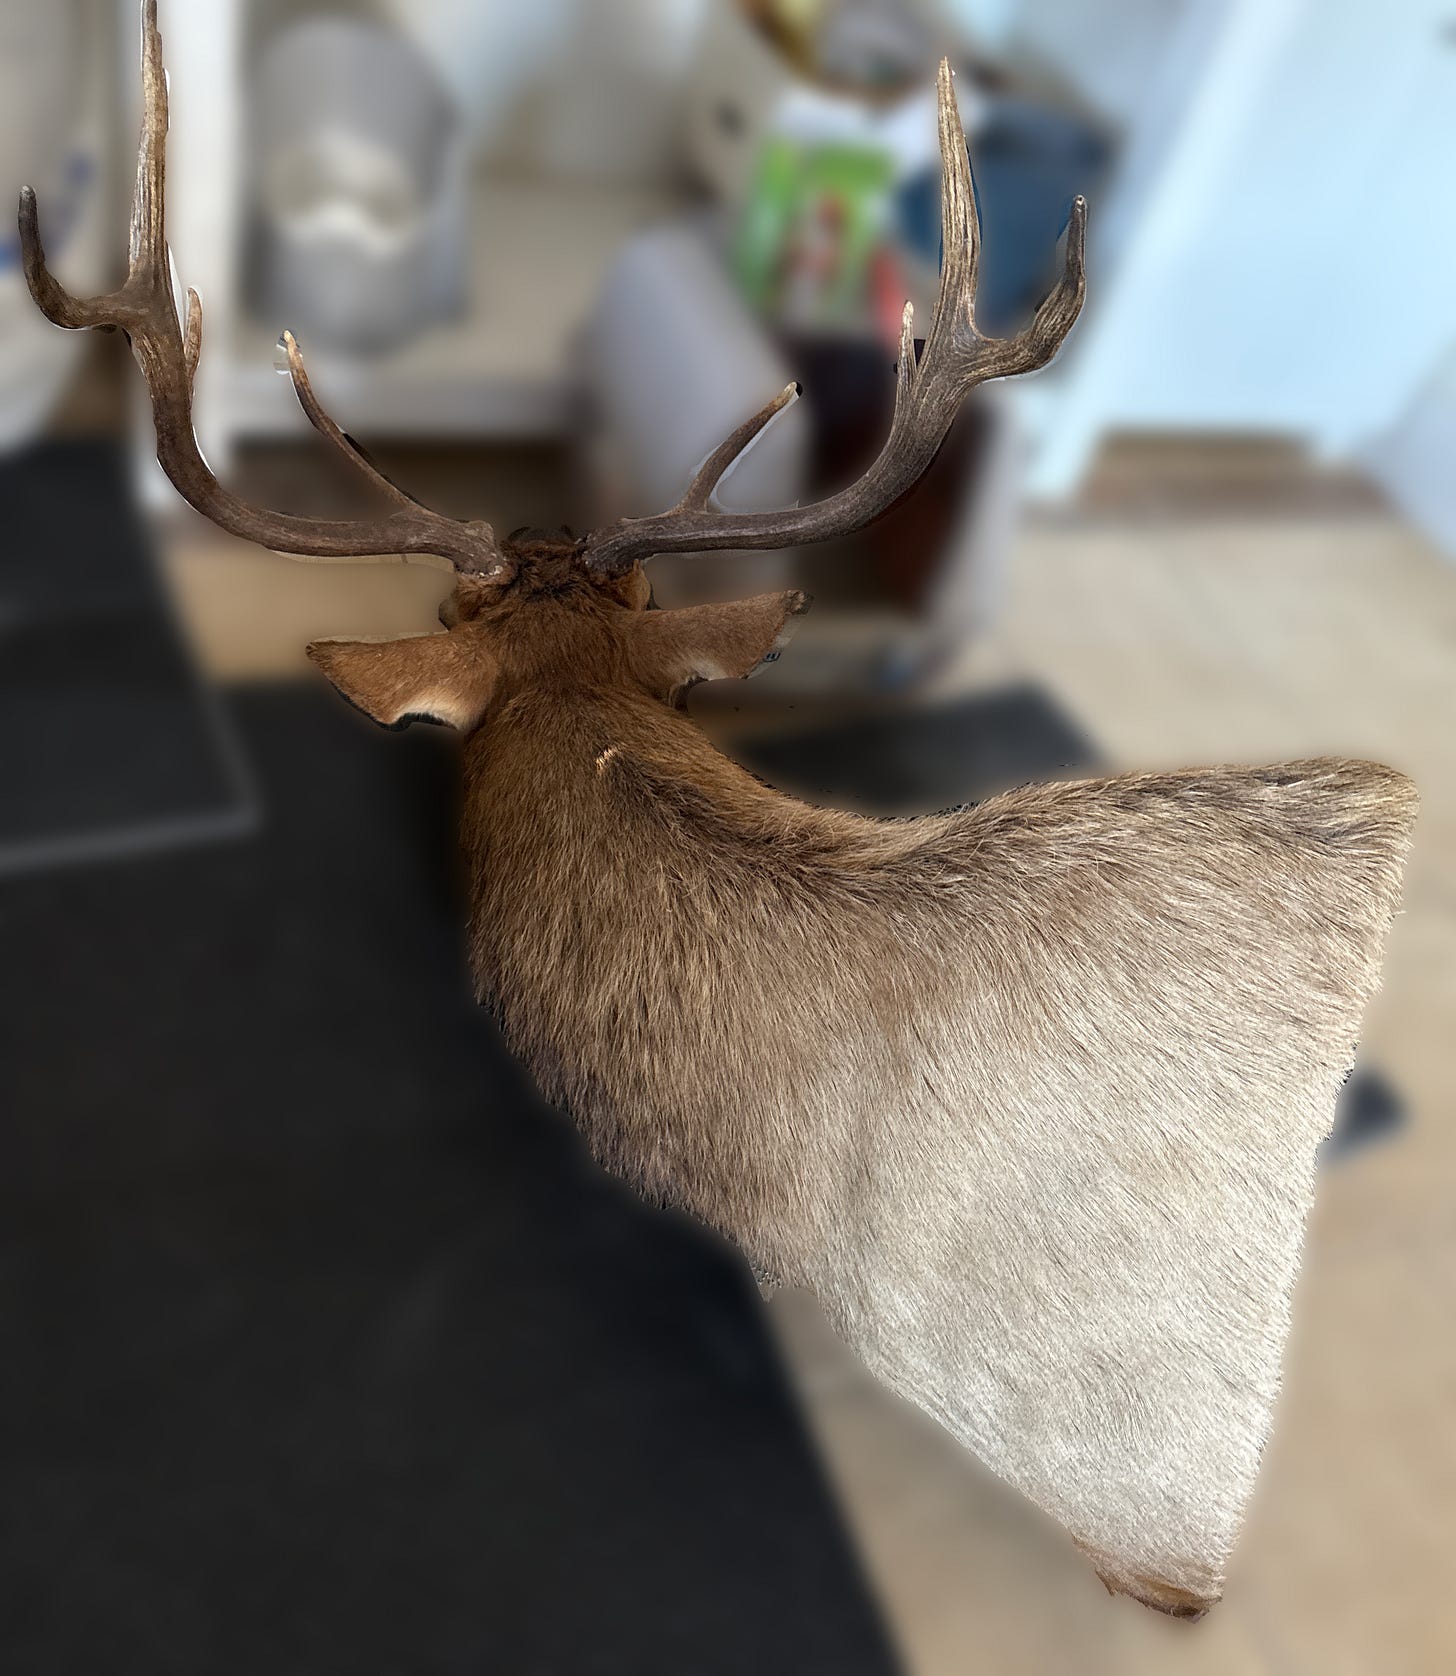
[19,1,508,580]
[582,59,1086,575]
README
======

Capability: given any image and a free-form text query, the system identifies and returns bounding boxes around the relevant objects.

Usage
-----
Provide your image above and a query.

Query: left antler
[20,0,509,580]
[583,59,1086,576]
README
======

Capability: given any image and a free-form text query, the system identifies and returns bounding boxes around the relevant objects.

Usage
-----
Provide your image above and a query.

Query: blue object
[897,95,1107,337]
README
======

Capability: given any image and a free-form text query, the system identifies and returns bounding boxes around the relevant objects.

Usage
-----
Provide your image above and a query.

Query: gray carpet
[0,685,898,1676]
[0,440,252,875]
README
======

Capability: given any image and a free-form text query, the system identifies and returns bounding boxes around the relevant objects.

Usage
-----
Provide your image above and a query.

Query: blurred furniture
[583,213,1027,690]
[229,176,678,439]
[585,2,1055,690]
[140,0,684,482]
[248,18,467,354]
[684,1,939,210]
[584,220,806,601]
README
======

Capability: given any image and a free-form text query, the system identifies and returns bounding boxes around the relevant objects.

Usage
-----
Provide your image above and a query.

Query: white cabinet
[127,0,684,486]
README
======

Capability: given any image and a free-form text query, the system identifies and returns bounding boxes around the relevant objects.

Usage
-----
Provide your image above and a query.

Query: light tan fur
[308,545,1416,1617]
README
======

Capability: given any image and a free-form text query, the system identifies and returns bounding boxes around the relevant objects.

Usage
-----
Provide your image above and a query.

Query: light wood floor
[162,464,1455,1675]
[765,502,1456,1676]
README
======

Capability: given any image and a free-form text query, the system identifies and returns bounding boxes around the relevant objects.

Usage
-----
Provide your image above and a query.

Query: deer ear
[627,591,811,699]
[305,631,498,732]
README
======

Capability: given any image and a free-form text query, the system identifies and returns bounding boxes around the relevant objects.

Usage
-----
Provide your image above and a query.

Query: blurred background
[1,1,1453,1672]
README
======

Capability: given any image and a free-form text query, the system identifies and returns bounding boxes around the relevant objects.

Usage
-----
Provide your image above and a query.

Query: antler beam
[582,59,1086,575]
[19,1,507,579]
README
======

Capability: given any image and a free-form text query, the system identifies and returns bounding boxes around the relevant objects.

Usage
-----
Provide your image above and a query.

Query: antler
[19,1,507,580]
[582,59,1086,575]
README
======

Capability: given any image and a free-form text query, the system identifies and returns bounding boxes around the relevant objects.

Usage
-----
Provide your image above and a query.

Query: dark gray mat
[0,440,252,873]
[734,681,1099,814]
[0,685,898,1676]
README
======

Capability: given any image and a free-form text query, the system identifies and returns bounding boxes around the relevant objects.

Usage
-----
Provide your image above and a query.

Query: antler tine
[182,287,204,391]
[132,0,169,280]
[21,3,182,335]
[675,384,801,514]
[926,55,980,349]
[894,300,918,418]
[280,331,429,515]
[19,0,508,580]
[17,187,101,333]
[582,58,1087,576]
[1016,194,1088,370]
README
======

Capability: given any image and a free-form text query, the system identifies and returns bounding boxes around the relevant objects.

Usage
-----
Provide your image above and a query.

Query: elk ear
[305,631,498,732]
[627,591,811,700]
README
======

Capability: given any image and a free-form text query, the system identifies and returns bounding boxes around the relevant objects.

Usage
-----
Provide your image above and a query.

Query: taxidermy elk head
[24,2,1416,1622]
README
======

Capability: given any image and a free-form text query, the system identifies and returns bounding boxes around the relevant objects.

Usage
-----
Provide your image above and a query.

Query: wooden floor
[161,450,1455,1674]
[765,497,1456,1676]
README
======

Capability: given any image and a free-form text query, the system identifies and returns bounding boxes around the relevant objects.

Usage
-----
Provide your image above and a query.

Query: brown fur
[304,549,1417,1614]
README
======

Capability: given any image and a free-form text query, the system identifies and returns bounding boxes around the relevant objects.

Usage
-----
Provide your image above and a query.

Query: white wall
[1025,0,1456,493]
[390,0,708,182]
[1366,342,1456,561]
[935,0,1020,51]
[937,0,1191,126]
[247,0,707,182]
[383,0,572,146]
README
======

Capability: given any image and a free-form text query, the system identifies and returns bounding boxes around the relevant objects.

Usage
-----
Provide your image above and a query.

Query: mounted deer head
[23,1,1416,1624]
[18,0,1084,725]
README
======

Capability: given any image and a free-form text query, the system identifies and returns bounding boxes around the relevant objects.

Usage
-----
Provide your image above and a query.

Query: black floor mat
[0,440,252,874]
[0,686,898,1676]
[734,681,1100,814]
